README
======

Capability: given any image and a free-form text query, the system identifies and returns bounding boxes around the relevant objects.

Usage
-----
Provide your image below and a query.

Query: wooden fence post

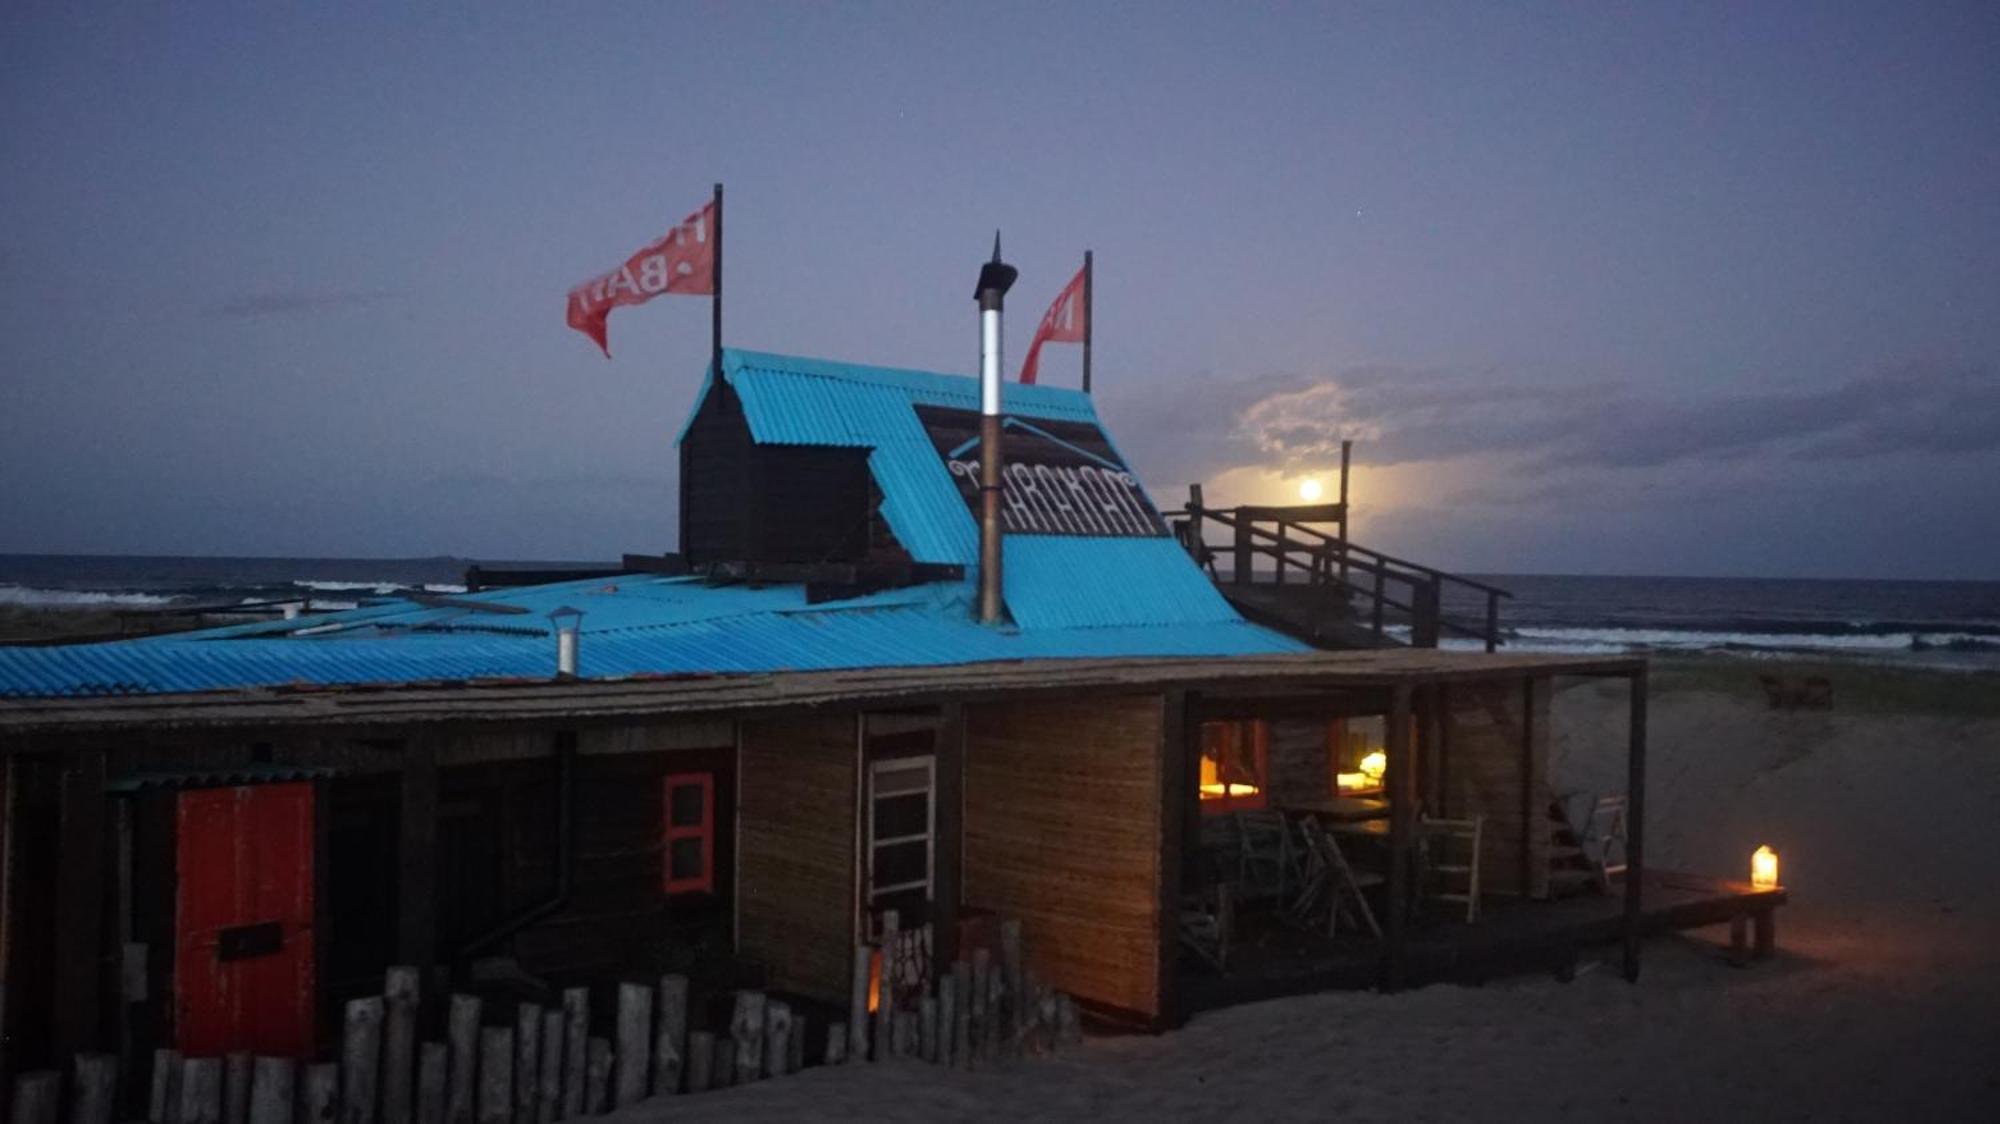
[179,1059,222,1124]
[761,1002,790,1079]
[300,1067,338,1124]
[511,1006,539,1124]
[246,1058,294,1124]
[951,960,971,1069]
[581,1043,609,1117]
[149,1050,183,1124]
[920,996,939,1064]
[729,992,764,1084]
[847,944,872,1065]
[787,1018,804,1075]
[12,1071,61,1124]
[684,1032,714,1094]
[612,984,650,1107]
[969,949,991,1066]
[651,976,687,1096]
[558,990,588,1121]
[223,1054,252,1124]
[936,975,956,1068]
[382,968,419,1124]
[822,1024,847,1067]
[707,1037,733,1090]
[873,913,898,1061]
[71,1054,118,1124]
[534,1010,563,1124]
[341,997,384,1124]
[476,1029,511,1124]
[414,1046,445,1124]
[1000,919,1023,1058]
[444,996,479,1124]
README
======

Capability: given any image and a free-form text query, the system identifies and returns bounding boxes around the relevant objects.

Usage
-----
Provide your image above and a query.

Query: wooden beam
[932,703,965,969]
[1622,667,1649,982]
[1519,677,1535,898]
[1156,690,1193,1029]
[53,747,108,1054]
[396,736,439,969]
[1383,684,1413,992]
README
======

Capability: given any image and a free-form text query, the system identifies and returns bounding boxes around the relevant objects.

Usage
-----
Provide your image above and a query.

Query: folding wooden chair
[1293,817,1383,938]
[1419,815,1484,923]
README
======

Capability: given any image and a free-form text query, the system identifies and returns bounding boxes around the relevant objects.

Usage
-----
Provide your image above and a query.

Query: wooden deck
[1181,869,1787,1013]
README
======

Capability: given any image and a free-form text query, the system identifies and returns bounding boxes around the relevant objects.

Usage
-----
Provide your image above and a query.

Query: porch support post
[1383,683,1414,992]
[1157,689,1193,1029]
[932,704,965,969]
[1622,666,1649,982]
[53,747,109,1055]
[397,734,440,971]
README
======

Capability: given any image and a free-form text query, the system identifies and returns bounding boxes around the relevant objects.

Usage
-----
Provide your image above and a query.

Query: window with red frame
[662,772,714,895]
[1198,719,1268,813]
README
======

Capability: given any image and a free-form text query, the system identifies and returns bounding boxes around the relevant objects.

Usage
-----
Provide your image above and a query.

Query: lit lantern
[1360,750,1387,784]
[1751,845,1780,890]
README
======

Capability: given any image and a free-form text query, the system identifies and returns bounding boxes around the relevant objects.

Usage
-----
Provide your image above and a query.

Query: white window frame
[866,754,936,905]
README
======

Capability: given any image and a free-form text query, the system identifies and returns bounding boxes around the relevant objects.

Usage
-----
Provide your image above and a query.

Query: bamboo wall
[963,694,1163,1019]
[736,715,857,1004]
[1441,677,1552,898]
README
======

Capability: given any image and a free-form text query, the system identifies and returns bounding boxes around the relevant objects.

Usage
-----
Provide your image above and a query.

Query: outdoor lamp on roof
[549,605,583,679]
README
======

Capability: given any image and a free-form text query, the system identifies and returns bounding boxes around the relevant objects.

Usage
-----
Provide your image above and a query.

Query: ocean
[1,555,1996,670]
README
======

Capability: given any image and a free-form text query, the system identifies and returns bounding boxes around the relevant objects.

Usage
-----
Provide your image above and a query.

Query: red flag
[567,200,716,356]
[1018,263,1088,385]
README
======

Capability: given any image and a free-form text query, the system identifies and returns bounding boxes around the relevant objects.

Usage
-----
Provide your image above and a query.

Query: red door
[175,783,316,1055]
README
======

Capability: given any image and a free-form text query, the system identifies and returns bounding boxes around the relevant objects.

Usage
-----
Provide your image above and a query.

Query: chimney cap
[974,229,1017,300]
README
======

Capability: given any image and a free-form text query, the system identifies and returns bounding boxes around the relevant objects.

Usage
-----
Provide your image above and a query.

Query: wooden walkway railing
[1169,486,1511,651]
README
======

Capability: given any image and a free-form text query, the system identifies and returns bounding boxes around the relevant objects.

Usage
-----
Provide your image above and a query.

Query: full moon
[1299,478,1323,502]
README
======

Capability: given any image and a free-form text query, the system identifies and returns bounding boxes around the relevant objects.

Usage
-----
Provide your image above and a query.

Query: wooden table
[1283,797,1390,824]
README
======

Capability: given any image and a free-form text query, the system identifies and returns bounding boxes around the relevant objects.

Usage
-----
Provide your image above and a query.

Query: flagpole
[711,182,724,378]
[1081,249,1093,395]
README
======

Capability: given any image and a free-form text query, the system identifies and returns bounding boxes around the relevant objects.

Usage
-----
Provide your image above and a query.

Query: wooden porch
[1181,869,1788,1012]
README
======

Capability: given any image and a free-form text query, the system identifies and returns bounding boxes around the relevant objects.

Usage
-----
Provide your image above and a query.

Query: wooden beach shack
[0,351,1781,1090]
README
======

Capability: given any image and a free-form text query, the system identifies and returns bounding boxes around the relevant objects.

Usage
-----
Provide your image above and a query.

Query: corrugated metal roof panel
[0,586,1305,699]
[1003,537,1244,630]
[699,349,1136,565]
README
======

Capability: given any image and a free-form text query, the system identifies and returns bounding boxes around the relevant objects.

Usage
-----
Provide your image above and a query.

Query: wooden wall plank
[736,715,856,1003]
[963,694,1163,1019]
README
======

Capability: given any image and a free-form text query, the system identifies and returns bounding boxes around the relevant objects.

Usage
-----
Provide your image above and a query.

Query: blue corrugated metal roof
[0,348,1311,700]
[0,575,1304,698]
[690,349,1130,566]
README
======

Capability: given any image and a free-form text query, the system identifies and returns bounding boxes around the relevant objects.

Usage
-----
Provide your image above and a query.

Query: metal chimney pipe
[974,232,1017,624]
[549,605,583,678]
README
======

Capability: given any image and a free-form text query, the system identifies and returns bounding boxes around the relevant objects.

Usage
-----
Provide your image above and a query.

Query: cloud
[206,289,395,319]
[1135,358,1998,481]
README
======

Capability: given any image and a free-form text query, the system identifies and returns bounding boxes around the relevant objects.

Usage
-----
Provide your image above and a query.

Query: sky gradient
[3,3,1995,578]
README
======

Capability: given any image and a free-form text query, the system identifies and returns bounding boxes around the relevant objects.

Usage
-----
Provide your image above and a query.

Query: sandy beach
[609,657,2000,1123]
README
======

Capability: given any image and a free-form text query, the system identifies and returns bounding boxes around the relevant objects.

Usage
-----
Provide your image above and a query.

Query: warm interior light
[1335,771,1370,792]
[1199,782,1261,798]
[1751,845,1780,890]
[1360,750,1387,782]
[1299,478,1323,502]
[867,948,882,1013]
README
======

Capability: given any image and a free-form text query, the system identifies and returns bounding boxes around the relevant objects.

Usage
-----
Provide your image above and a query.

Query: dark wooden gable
[679,378,879,566]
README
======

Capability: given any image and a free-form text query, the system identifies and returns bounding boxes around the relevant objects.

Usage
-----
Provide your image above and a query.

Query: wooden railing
[1168,487,1511,651]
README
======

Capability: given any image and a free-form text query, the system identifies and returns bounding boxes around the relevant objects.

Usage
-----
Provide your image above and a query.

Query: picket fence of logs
[9,917,1084,1124]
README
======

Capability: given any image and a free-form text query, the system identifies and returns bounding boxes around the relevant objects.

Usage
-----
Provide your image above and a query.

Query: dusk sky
[3,3,1995,579]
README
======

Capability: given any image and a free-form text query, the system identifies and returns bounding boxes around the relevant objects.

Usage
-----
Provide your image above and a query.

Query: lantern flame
[1751,845,1780,890]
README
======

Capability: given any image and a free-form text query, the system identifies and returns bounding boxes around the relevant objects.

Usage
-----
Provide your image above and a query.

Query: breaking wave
[0,584,176,608]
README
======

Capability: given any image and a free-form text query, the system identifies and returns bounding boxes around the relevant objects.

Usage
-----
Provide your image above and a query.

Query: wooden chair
[1232,810,1298,903]
[1291,817,1383,939]
[1419,815,1484,923]
[1179,881,1234,972]
[1582,795,1629,890]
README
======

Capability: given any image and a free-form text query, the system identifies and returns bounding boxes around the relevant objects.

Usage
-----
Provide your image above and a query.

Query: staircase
[1168,483,1511,651]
